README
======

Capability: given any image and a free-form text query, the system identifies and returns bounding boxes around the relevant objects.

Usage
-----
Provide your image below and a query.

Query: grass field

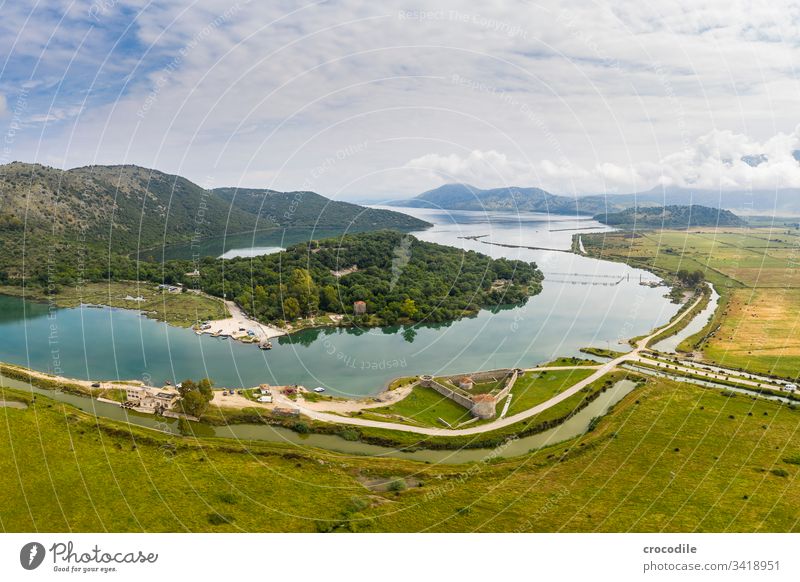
[377,376,800,533]
[358,367,596,429]
[359,385,474,428]
[2,374,799,532]
[506,368,595,417]
[324,371,630,450]
[0,280,228,327]
[583,225,800,378]
[703,288,800,378]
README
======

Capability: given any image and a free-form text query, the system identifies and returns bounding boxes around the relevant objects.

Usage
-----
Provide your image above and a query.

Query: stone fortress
[419,368,520,419]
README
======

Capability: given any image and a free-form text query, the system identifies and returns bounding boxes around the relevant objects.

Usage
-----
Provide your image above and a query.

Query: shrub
[388,479,407,492]
[177,417,192,435]
[218,492,238,505]
[771,468,789,478]
[782,453,800,466]
[207,512,235,525]
[345,496,369,514]
[338,428,360,441]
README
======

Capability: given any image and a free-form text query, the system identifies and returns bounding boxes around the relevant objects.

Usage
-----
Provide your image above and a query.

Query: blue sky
[2,0,800,200]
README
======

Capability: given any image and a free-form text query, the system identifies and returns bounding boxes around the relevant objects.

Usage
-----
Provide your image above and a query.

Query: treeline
[159,230,543,326]
[0,162,429,287]
[595,205,746,229]
[3,229,543,328]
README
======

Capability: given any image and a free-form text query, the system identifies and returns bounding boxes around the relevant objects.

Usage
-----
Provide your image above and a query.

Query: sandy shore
[195,300,287,343]
[1,364,145,392]
[209,381,417,414]
[294,383,415,413]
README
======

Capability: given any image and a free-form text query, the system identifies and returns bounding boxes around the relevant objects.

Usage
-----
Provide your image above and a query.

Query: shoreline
[0,233,730,438]
[0,292,706,437]
[195,299,287,343]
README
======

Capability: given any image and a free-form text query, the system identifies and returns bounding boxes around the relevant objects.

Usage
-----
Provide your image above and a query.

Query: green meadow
[583,226,800,378]
[2,373,799,532]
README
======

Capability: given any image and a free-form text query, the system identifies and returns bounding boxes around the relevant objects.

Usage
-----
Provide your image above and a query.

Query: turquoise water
[0,208,679,396]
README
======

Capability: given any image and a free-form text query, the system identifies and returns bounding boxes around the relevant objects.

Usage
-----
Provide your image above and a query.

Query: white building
[125,386,180,411]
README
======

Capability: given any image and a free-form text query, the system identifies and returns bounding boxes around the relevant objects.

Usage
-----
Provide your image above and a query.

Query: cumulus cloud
[653,128,800,190]
[408,128,800,194]
[4,0,800,199]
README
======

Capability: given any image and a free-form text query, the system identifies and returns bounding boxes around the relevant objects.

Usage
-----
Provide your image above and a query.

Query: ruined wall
[420,375,474,409]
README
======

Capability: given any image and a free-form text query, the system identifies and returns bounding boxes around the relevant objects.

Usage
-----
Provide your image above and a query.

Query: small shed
[458,376,474,390]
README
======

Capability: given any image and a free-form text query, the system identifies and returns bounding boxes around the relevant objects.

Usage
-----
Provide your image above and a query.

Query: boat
[313,386,326,393]
[259,341,273,350]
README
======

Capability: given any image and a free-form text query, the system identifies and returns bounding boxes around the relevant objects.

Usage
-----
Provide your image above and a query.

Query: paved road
[631,356,787,392]
[286,295,706,437]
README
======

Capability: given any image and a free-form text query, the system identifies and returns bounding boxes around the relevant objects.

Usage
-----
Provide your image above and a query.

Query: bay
[0,208,680,397]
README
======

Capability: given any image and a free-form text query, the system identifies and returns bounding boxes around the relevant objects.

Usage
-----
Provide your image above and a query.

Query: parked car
[91,383,101,388]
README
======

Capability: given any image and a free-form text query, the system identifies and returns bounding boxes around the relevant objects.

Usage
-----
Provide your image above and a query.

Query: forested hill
[0,163,429,250]
[214,187,427,230]
[391,183,610,215]
[0,162,429,284]
[160,230,544,326]
[594,205,746,229]
[0,162,259,252]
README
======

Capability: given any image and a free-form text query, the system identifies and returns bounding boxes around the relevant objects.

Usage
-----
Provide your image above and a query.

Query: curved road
[282,295,706,437]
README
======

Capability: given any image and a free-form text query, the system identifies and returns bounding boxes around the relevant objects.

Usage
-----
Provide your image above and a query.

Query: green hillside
[0,162,429,286]
[392,183,612,215]
[215,187,427,230]
[595,205,746,229]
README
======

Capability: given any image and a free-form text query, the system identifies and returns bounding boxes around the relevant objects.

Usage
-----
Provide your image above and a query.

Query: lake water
[0,208,680,397]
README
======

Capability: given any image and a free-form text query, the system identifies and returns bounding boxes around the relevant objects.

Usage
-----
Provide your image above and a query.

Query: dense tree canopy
[676,269,705,288]
[162,230,543,326]
[178,378,214,417]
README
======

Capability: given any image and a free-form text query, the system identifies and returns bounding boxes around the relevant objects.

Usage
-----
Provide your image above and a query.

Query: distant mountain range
[595,205,746,229]
[390,183,611,215]
[596,186,800,215]
[391,182,800,216]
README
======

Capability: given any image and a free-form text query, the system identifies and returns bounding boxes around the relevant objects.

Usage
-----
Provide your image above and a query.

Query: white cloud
[407,127,800,194]
[4,0,800,199]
